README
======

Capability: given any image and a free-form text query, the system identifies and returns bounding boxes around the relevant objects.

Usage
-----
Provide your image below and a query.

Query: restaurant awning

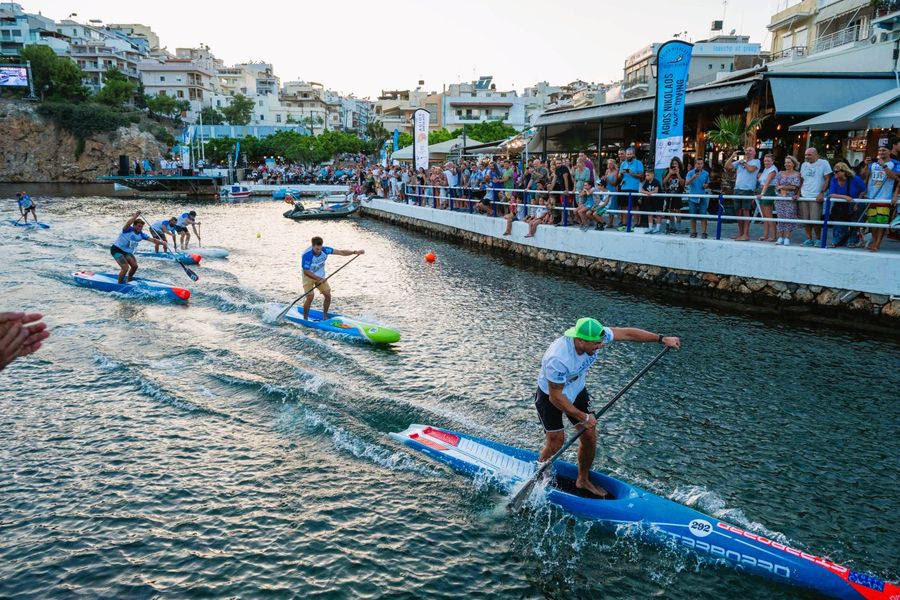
[769,75,897,115]
[789,86,900,131]
[390,137,483,160]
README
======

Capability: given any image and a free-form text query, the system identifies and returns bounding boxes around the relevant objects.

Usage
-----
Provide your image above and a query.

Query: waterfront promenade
[360,197,900,319]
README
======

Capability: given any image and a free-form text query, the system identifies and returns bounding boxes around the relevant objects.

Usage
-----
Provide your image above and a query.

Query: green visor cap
[564,317,606,342]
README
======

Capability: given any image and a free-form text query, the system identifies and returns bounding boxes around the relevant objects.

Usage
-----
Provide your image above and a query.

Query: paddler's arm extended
[609,327,681,349]
[332,249,365,256]
[547,381,596,429]
[123,211,140,231]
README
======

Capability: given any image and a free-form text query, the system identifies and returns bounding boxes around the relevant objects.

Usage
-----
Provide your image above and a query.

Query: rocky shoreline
[360,206,899,325]
[0,100,166,183]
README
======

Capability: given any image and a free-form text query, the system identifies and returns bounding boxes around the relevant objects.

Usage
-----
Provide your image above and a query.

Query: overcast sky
[31,0,781,98]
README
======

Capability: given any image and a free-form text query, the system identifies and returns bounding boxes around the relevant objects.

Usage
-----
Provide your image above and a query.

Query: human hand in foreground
[0,312,50,371]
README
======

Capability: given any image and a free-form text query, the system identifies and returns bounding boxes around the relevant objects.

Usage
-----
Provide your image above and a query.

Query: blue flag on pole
[653,40,693,176]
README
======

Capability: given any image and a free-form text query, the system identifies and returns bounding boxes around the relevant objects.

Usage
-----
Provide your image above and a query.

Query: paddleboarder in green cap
[535,317,680,498]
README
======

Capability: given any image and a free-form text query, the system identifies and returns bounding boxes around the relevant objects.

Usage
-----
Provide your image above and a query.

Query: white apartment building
[106,23,159,50]
[280,81,341,134]
[441,76,526,130]
[375,86,443,134]
[0,3,69,58]
[623,32,764,99]
[55,20,149,92]
[139,59,214,120]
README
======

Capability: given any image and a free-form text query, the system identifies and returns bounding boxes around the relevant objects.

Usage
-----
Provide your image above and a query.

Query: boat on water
[278,306,400,344]
[220,184,252,200]
[272,188,302,200]
[73,270,191,301]
[390,424,898,600]
[283,201,359,220]
[134,251,202,265]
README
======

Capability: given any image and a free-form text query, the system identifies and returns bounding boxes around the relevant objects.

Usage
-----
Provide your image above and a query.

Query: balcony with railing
[872,0,900,30]
[812,24,864,53]
[770,45,807,61]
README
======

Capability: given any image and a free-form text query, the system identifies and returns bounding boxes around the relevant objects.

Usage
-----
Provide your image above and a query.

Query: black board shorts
[534,386,591,433]
[175,225,188,234]
[110,245,133,260]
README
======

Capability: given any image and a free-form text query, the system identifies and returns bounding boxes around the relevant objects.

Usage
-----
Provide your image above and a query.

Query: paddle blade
[507,478,538,512]
[178,262,199,281]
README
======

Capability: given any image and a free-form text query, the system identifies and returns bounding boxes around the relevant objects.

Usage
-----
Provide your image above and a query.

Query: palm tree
[707,114,768,154]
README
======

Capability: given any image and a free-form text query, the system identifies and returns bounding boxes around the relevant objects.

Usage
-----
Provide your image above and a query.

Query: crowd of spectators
[384,141,899,251]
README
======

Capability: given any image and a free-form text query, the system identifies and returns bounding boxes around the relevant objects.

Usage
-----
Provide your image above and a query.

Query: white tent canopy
[391,137,483,161]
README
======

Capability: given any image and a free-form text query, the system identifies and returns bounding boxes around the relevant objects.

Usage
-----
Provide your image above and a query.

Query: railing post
[819,196,831,248]
[626,193,633,232]
[469,191,473,213]
[491,191,497,217]
[562,195,568,227]
[449,188,454,211]
[433,188,437,209]
[715,194,724,240]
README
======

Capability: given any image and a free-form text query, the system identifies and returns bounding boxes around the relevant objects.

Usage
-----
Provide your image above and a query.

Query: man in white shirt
[799,148,833,246]
[725,146,760,241]
[535,317,680,498]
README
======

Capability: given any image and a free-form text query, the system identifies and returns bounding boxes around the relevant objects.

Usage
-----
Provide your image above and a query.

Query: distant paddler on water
[174,210,200,250]
[149,217,178,252]
[16,191,37,223]
[111,211,168,284]
[300,236,363,321]
[534,318,680,498]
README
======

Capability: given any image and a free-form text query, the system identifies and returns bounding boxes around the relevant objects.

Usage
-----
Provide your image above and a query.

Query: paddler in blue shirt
[111,211,167,283]
[150,217,178,252]
[535,317,680,498]
[175,210,200,250]
[16,191,37,223]
[301,235,364,321]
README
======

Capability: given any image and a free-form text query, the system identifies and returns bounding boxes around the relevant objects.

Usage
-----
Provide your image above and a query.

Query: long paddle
[147,216,199,282]
[275,253,360,322]
[508,345,671,511]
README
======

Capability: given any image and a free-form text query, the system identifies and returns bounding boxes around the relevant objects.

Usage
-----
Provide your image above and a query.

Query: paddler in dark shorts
[175,210,199,250]
[535,317,680,498]
[301,236,364,320]
[111,211,167,284]
[16,191,37,223]
[149,217,177,252]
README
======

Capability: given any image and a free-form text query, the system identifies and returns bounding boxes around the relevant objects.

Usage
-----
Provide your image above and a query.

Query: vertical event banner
[653,40,693,171]
[413,109,430,171]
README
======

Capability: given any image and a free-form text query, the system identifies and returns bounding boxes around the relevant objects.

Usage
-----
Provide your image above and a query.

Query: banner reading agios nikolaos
[413,108,429,171]
[653,40,693,172]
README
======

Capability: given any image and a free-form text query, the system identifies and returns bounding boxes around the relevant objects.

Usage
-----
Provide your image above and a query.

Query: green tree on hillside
[453,120,518,143]
[200,106,225,125]
[94,66,136,108]
[20,45,88,102]
[221,93,254,125]
[146,94,189,120]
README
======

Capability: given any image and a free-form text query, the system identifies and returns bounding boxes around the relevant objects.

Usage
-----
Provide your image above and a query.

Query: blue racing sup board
[278,306,400,344]
[73,270,191,302]
[390,424,897,600]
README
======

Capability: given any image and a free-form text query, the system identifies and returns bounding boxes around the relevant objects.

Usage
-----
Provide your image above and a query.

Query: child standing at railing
[524,195,552,238]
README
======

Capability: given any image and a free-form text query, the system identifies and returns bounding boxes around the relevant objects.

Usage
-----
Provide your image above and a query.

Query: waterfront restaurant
[528,70,898,168]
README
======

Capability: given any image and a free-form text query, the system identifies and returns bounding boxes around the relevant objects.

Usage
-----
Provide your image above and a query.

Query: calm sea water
[1,188,898,599]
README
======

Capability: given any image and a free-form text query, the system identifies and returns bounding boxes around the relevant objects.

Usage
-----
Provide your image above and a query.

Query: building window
[177,90,184,98]
[708,64,712,69]
[258,100,263,106]
[216,99,221,107]
[160,75,165,81]
[276,114,281,123]
[259,114,264,121]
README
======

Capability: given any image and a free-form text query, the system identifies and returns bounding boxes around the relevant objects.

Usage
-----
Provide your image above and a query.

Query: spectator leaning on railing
[685,157,710,239]
[774,155,802,246]
[862,145,900,253]
[756,153,779,242]
[618,148,644,230]
[799,147,833,247]
[827,161,866,248]
[725,146,760,242]
[663,157,686,234]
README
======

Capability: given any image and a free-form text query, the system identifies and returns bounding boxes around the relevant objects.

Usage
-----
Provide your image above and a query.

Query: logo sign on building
[413,109,430,170]
[0,66,29,87]
[653,40,693,173]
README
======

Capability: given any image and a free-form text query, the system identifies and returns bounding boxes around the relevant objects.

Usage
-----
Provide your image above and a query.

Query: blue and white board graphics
[653,40,693,174]
[413,108,430,171]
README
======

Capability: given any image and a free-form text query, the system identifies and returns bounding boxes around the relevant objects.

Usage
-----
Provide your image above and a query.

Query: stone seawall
[361,205,899,325]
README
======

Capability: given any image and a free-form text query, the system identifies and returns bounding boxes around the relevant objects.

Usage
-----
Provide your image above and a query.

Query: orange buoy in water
[424,252,436,263]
